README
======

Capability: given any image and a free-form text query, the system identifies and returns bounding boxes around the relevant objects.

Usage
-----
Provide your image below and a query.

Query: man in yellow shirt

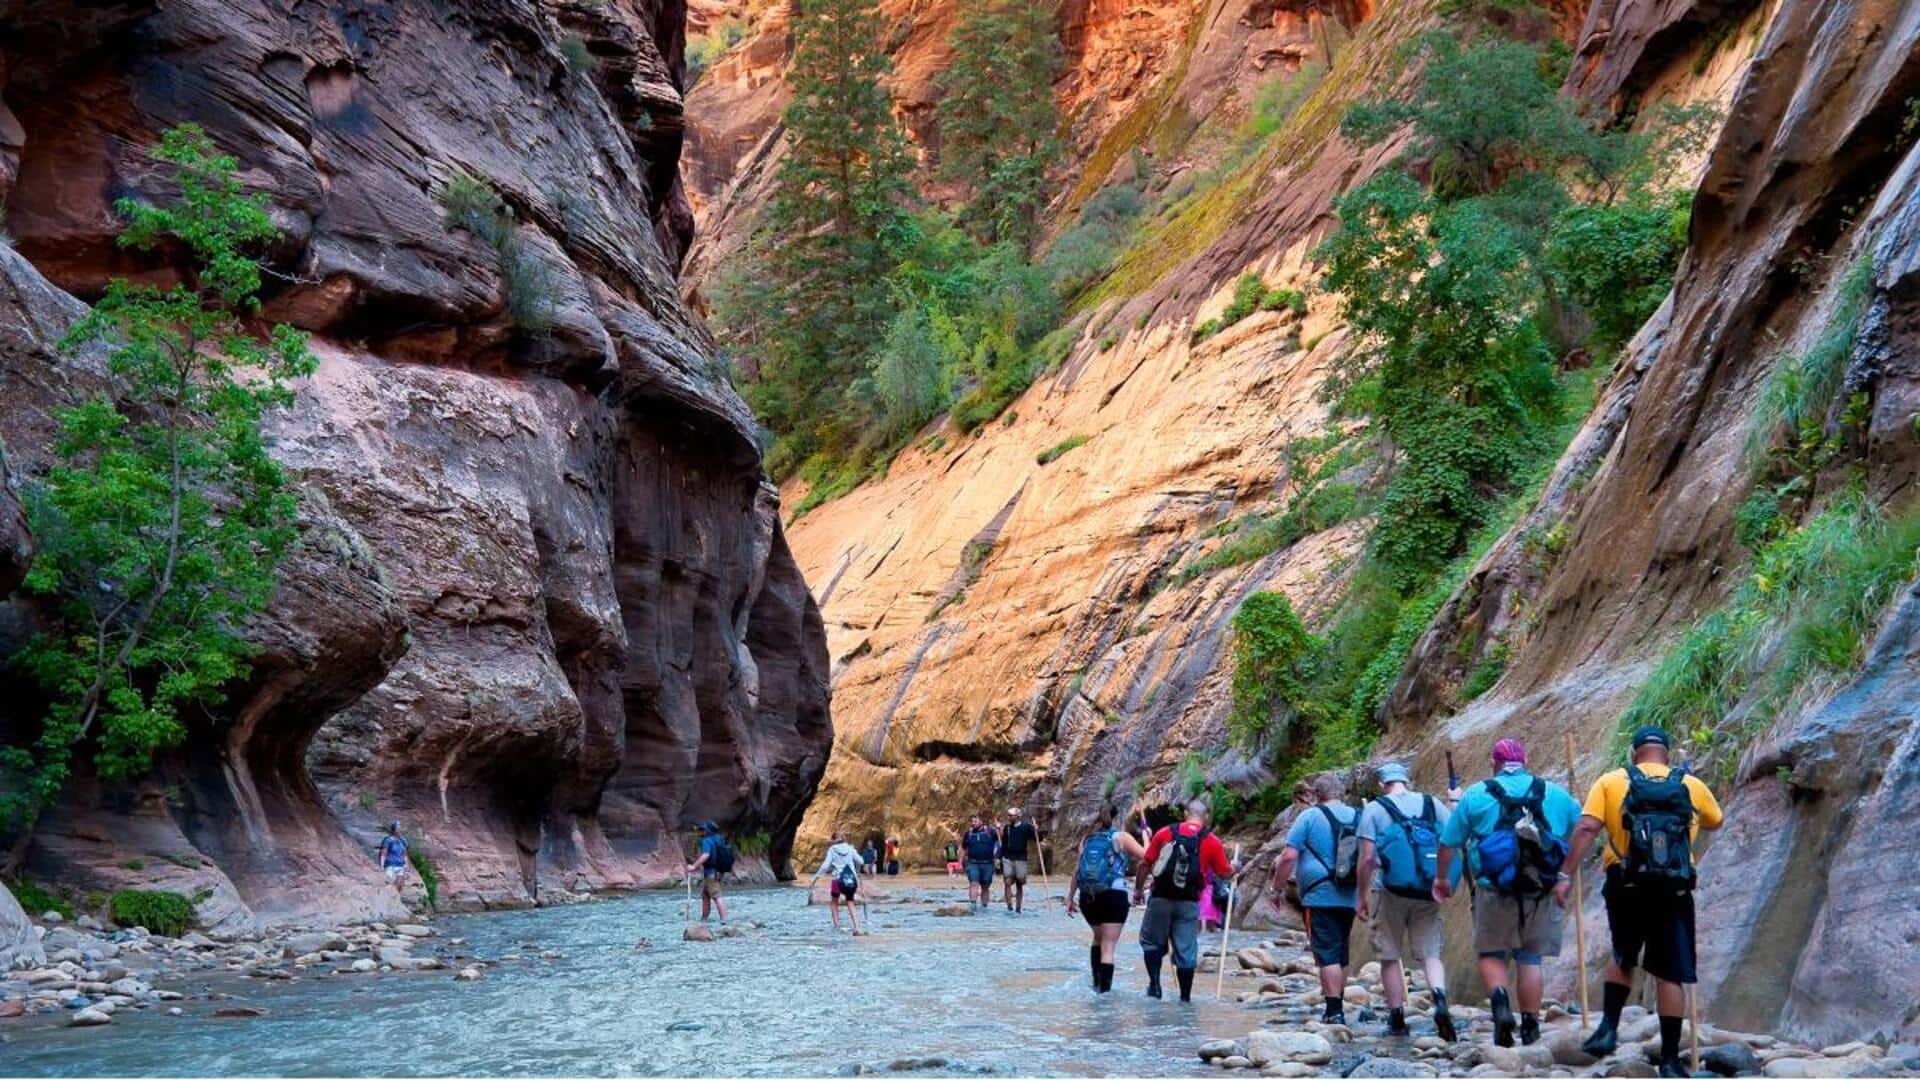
[1558,726,1723,1078]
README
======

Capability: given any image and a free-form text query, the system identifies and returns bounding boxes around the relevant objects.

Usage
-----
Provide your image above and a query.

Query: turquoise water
[3,879,1251,1076]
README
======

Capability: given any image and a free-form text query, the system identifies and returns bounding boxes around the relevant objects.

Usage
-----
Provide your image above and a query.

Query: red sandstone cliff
[0,0,830,927]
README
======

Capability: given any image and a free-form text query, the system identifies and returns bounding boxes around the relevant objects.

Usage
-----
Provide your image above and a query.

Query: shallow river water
[4,878,1254,1076]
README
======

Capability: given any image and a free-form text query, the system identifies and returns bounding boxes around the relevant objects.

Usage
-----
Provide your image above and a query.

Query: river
[3,877,1254,1077]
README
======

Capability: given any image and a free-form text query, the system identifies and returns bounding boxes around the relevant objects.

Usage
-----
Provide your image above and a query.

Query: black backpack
[1621,765,1695,890]
[708,838,736,875]
[1306,806,1360,891]
[1151,828,1208,900]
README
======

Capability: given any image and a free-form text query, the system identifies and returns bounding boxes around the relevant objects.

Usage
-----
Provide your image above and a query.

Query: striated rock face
[0,880,41,970]
[0,0,829,925]
[1377,0,1920,1046]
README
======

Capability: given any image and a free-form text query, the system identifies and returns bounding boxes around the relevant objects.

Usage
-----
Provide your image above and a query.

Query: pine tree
[936,0,1062,249]
[758,0,915,464]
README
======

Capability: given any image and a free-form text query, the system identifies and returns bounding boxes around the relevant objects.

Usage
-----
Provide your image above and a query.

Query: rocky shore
[1200,928,1920,1079]
[0,907,522,1030]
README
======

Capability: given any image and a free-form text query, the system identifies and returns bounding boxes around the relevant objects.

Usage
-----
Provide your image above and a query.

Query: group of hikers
[596,725,1722,1078]
[1059,728,1720,1078]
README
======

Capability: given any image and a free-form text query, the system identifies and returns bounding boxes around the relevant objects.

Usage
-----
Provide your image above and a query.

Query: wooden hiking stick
[1565,730,1590,1030]
[1690,986,1701,1073]
[1034,830,1057,915]
[1215,843,1244,1001]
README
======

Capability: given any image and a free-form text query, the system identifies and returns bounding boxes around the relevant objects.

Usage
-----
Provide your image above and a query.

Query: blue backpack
[1476,778,1568,897]
[1375,795,1441,899]
[1075,829,1129,892]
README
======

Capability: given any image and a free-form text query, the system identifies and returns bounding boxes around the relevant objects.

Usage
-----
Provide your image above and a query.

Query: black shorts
[1078,888,1130,927]
[1603,866,1696,984]
[1305,905,1357,968]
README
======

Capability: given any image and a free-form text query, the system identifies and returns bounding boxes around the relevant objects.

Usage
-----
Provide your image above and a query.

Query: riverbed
[3,877,1252,1077]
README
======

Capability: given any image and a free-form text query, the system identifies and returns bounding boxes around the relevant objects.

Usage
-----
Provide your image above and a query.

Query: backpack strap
[1379,797,1411,826]
[1420,795,1436,824]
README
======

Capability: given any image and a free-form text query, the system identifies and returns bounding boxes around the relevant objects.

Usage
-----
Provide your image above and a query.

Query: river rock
[1703,1042,1763,1077]
[1259,1065,1318,1078]
[1603,1061,1658,1078]
[931,905,973,917]
[284,932,349,956]
[376,947,413,967]
[683,925,716,942]
[1201,1039,1246,1062]
[1220,1056,1253,1070]
[106,977,148,997]
[1514,1043,1556,1070]
[1762,1059,1882,1079]
[213,1005,268,1018]
[394,925,434,939]
[0,999,25,1019]
[349,959,377,973]
[1468,1045,1525,1073]
[69,1006,111,1026]
[1545,1028,1599,1067]
[456,967,482,981]
[1246,1030,1334,1067]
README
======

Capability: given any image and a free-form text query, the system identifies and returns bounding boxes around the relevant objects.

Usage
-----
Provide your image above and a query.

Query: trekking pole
[1565,730,1590,1030]
[1214,843,1243,1001]
[1034,832,1057,915]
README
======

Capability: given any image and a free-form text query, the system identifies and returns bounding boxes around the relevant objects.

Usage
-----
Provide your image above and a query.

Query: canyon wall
[684,0,1919,1045]
[0,0,830,929]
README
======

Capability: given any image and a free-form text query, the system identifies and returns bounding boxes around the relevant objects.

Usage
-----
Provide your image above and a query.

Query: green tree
[935,0,1063,249]
[755,0,916,467]
[1229,592,1326,751]
[1,125,315,830]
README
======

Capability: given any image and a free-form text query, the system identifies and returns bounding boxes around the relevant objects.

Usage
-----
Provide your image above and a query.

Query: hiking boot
[1655,1057,1689,1078]
[1176,968,1195,1003]
[1520,1014,1541,1045]
[1386,1008,1411,1037]
[1580,1023,1620,1057]
[1146,981,1162,999]
[1490,989,1516,1048]
[1433,1005,1457,1043]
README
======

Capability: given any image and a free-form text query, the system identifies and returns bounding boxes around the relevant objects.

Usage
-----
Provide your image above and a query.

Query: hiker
[685,821,734,924]
[1275,774,1362,1026]
[945,840,962,879]
[1435,738,1583,1048]
[1000,806,1039,913]
[807,830,867,934]
[861,839,879,876]
[1558,726,1724,1078]
[1355,763,1459,1041]
[961,815,1000,910]
[1066,804,1149,992]
[377,822,409,891]
[1199,865,1224,932]
[885,837,900,876]
[1137,798,1235,1002]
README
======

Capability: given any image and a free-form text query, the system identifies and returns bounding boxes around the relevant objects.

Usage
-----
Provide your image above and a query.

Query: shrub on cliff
[0,126,315,832]
[108,889,194,937]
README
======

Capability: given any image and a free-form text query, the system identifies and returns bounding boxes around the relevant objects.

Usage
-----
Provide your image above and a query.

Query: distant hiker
[1137,799,1235,1002]
[1066,804,1149,993]
[1435,738,1582,1048]
[685,821,734,924]
[885,837,901,876]
[861,839,879,876]
[1000,806,1039,913]
[961,815,1000,911]
[1559,726,1724,1078]
[945,840,962,879]
[1275,774,1362,1026]
[377,822,409,891]
[808,830,867,934]
[1356,763,1458,1041]
[1198,866,1224,933]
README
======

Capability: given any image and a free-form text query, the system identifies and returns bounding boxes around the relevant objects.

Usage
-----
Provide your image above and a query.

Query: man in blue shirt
[685,821,730,924]
[960,815,1000,912]
[376,822,409,892]
[1436,738,1582,1049]
[1275,774,1361,1026]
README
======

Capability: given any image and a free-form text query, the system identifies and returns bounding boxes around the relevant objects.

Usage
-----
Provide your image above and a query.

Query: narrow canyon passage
[4,879,1253,1077]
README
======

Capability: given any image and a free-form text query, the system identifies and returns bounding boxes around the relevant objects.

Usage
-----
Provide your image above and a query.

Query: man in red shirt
[1135,799,1237,1001]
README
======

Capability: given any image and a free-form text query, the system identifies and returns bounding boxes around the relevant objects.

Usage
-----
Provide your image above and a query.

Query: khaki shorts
[701,876,724,899]
[1472,892,1564,962]
[1368,892,1443,962]
[1002,858,1029,883]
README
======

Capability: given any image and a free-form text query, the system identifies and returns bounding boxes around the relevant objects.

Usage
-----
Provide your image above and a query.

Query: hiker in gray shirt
[1356,763,1460,1042]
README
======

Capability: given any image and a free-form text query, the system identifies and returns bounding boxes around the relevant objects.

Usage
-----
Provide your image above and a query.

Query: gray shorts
[1003,858,1029,883]
[1368,892,1443,962]
[1473,892,1565,963]
[1139,897,1200,969]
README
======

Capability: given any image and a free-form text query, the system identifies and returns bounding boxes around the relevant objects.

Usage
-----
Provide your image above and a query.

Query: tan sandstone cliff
[0,0,830,929]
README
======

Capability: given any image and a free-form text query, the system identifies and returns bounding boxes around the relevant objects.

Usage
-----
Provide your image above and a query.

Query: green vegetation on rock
[409,846,440,909]
[5,878,74,920]
[1036,435,1089,466]
[108,889,195,937]
[936,0,1062,249]
[1,126,316,828]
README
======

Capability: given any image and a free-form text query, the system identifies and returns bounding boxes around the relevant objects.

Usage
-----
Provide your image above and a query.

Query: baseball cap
[1375,762,1411,785]
[1631,726,1670,750]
